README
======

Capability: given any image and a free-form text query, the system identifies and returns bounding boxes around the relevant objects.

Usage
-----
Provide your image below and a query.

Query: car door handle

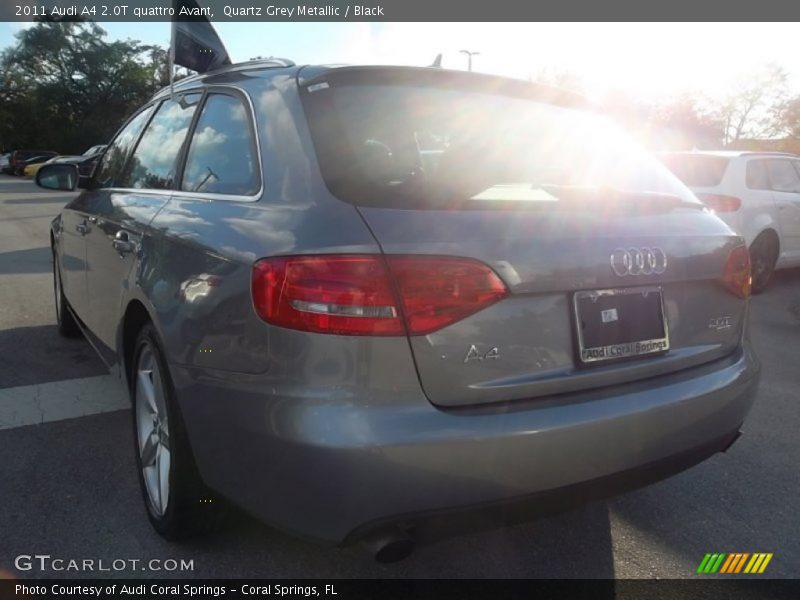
[112,231,136,255]
[75,222,89,235]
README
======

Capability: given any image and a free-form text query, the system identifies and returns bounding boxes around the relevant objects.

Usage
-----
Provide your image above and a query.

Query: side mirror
[35,163,79,191]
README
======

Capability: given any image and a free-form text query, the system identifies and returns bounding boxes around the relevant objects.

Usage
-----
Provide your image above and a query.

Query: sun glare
[325,22,800,104]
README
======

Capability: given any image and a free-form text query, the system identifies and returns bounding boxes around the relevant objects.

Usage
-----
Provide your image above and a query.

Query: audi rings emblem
[610,247,668,277]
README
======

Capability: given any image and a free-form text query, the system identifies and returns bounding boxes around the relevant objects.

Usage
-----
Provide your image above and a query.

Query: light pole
[459,49,479,72]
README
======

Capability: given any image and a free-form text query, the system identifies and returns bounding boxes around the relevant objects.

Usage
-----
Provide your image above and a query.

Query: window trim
[91,85,264,203]
[174,85,264,202]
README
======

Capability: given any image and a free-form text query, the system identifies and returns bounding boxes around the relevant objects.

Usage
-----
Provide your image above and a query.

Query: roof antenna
[429,53,442,68]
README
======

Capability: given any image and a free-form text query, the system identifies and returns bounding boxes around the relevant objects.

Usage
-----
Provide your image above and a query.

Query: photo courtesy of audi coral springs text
[37,27,760,561]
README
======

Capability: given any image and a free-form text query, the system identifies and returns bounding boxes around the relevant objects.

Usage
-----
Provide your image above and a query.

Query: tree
[0,22,170,153]
[715,63,788,146]
[649,95,724,150]
[774,95,800,140]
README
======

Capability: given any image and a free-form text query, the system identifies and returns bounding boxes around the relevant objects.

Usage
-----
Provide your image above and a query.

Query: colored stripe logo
[697,553,773,574]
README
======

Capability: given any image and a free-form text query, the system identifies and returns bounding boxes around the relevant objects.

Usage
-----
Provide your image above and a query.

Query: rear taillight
[252,255,508,336]
[385,256,509,335]
[252,255,403,335]
[723,245,751,299]
[698,193,741,212]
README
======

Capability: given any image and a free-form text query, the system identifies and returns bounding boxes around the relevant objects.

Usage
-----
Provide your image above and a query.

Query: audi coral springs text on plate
[37,59,760,561]
[573,286,670,363]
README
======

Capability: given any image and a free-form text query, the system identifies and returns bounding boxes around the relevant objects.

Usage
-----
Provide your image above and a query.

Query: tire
[749,233,778,295]
[131,323,218,539]
[53,249,81,337]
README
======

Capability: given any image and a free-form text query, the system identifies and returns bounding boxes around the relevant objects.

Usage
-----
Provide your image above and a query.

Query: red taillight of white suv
[252,255,509,336]
[697,193,742,213]
[723,245,752,299]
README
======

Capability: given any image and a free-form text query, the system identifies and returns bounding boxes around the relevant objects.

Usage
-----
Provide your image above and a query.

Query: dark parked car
[52,144,108,178]
[36,60,760,560]
[9,149,58,175]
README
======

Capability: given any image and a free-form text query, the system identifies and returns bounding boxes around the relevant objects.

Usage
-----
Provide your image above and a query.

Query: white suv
[661,151,800,293]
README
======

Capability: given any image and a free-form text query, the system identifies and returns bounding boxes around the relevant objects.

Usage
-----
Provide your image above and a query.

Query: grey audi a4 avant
[38,60,760,559]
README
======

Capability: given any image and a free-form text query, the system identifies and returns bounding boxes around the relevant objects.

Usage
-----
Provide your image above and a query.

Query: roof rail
[239,57,296,68]
[155,57,296,96]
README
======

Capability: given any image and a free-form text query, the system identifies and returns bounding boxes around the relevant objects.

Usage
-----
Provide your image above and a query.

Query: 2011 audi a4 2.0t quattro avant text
[37,60,760,561]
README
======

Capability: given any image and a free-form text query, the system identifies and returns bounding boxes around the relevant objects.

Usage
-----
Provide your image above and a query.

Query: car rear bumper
[345,427,743,544]
[172,342,760,544]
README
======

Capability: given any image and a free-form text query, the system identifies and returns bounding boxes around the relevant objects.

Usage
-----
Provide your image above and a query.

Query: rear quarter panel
[142,73,381,375]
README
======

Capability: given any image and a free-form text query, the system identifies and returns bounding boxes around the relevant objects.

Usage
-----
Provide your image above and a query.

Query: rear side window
[766,159,800,193]
[181,93,260,196]
[94,107,154,189]
[746,160,770,190]
[660,155,730,187]
[120,93,201,190]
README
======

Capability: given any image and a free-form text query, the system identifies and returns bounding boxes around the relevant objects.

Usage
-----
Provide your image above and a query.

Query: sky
[2,22,799,103]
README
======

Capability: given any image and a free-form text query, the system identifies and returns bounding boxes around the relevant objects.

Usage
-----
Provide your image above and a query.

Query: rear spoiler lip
[297,64,593,111]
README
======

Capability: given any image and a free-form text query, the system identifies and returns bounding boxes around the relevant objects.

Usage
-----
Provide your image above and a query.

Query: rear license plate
[573,286,669,365]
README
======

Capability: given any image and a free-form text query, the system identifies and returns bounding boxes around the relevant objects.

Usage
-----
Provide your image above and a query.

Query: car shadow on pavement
[0,247,52,275]
[0,409,618,581]
[766,267,800,318]
[188,493,618,579]
[0,324,106,389]
[764,266,800,289]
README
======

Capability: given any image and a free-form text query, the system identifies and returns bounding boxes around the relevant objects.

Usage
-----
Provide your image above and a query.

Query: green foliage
[776,96,800,140]
[0,22,170,153]
[596,89,724,151]
[715,63,789,145]
[650,95,724,150]
[533,64,800,151]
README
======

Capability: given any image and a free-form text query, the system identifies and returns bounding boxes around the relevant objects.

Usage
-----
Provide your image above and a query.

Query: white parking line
[0,375,129,430]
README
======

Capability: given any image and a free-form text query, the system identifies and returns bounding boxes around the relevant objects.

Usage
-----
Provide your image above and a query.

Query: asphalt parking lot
[0,174,798,580]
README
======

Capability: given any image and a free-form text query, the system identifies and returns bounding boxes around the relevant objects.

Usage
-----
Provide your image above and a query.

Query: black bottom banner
[2,579,798,600]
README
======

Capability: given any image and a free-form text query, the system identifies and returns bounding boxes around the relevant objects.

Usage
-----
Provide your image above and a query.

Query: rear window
[302,78,697,209]
[660,155,730,187]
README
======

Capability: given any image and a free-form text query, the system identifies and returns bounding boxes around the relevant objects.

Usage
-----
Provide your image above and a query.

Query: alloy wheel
[53,257,62,324]
[135,343,171,517]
